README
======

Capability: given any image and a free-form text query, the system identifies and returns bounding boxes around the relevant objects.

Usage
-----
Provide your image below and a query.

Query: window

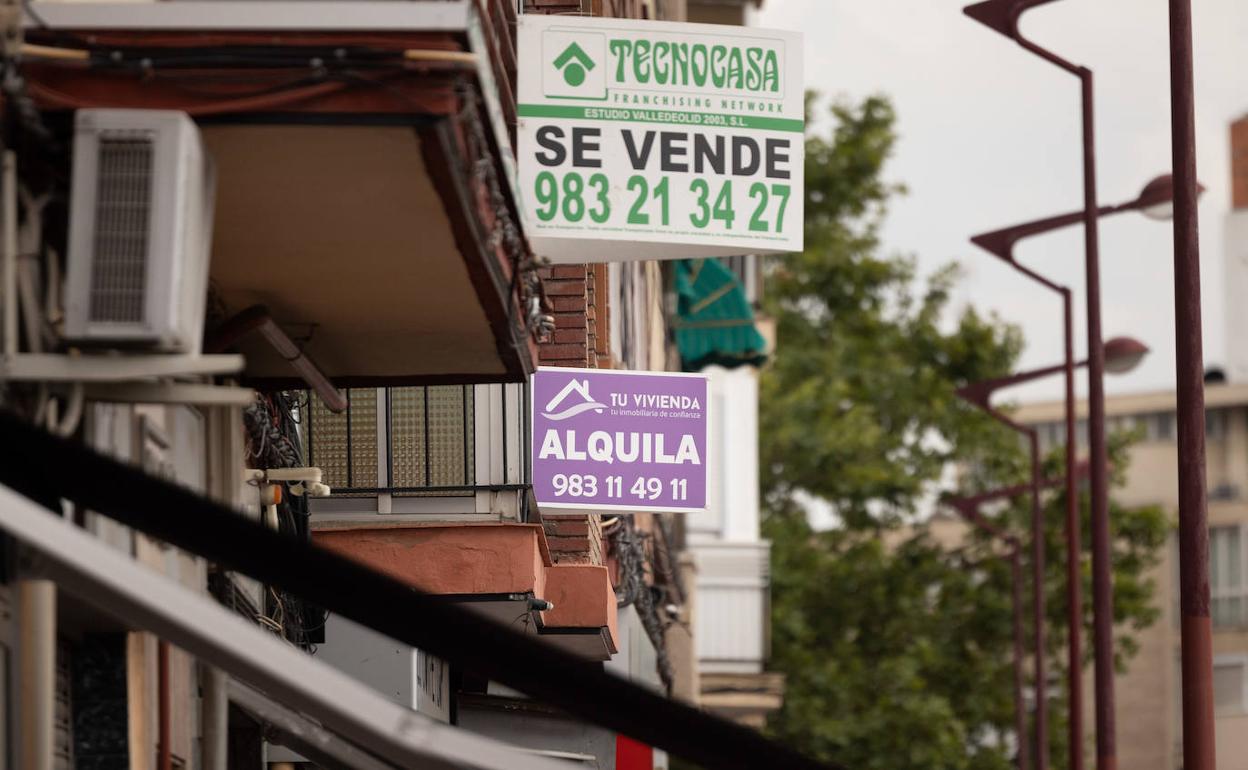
[300,386,475,495]
[1206,408,1228,441]
[1035,422,1062,454]
[1147,412,1176,442]
[1107,414,1139,435]
[1211,525,1248,628]
[1214,658,1247,716]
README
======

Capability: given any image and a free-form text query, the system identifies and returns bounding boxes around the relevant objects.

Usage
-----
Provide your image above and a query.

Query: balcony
[302,383,531,522]
[24,1,542,385]
[693,541,770,673]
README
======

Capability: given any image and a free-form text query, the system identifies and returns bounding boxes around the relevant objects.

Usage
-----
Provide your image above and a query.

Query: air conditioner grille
[88,134,154,324]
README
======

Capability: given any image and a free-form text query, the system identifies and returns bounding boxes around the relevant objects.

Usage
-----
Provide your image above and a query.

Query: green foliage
[761,96,1023,528]
[766,510,1016,770]
[760,95,1169,770]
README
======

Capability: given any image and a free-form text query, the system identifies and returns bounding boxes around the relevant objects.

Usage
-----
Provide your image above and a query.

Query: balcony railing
[300,383,532,520]
[692,541,771,674]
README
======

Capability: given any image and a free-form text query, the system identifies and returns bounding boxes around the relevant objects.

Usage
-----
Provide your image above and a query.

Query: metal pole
[3,149,18,359]
[1062,289,1085,770]
[1011,543,1030,770]
[201,664,229,770]
[158,641,172,770]
[1079,66,1117,770]
[16,579,55,770]
[1029,430,1048,770]
[1168,2,1216,768]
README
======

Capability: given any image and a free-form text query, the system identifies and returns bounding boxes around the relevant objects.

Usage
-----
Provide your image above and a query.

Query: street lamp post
[969,174,1195,770]
[1167,2,1216,769]
[961,2,1112,765]
[947,466,1094,770]
[958,338,1148,770]
[962,391,1047,770]
[946,482,1058,770]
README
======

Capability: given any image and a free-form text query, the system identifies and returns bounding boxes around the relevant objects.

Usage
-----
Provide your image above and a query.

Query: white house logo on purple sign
[531,367,708,516]
[541,378,608,421]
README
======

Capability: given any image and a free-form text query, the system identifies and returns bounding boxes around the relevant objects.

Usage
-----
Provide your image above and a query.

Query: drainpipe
[158,641,172,770]
[16,579,55,770]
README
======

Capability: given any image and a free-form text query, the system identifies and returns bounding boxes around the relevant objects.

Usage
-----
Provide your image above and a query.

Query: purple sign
[531,367,708,516]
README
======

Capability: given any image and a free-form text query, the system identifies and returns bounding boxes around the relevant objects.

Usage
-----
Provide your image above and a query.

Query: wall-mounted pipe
[200,664,228,770]
[207,305,346,413]
[4,150,18,358]
[158,640,172,770]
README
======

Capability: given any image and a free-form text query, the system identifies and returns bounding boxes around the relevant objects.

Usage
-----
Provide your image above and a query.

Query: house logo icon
[542,378,607,421]
[553,42,595,87]
[542,30,606,99]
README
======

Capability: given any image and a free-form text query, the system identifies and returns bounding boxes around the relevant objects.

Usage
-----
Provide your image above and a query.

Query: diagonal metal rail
[0,409,836,770]
[0,482,561,770]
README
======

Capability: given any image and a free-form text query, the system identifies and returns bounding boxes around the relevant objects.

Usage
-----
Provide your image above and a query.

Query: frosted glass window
[303,393,350,489]
[424,386,472,489]
[302,386,472,497]
[390,387,428,488]
[389,386,473,493]
[299,388,378,494]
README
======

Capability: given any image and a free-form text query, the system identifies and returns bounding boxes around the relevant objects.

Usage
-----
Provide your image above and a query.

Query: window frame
[302,383,532,522]
[1211,523,1248,629]
[1213,654,1248,717]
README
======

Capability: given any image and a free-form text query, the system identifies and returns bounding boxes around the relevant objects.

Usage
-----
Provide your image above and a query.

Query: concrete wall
[1224,208,1248,382]
[688,366,760,543]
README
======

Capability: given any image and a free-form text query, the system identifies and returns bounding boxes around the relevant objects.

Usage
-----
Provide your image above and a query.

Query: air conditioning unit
[65,109,216,354]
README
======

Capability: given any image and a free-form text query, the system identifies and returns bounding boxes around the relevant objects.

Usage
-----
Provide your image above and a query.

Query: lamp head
[1133,174,1207,221]
[970,229,1017,262]
[1103,336,1150,374]
[963,0,1019,37]
[963,0,1062,39]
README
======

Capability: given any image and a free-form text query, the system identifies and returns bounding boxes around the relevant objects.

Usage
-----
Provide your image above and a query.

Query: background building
[1011,113,1248,770]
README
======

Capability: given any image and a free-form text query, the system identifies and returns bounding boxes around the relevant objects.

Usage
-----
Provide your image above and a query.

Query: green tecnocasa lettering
[608,39,780,93]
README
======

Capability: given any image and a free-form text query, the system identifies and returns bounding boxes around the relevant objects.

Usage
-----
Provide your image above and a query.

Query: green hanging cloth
[672,259,768,372]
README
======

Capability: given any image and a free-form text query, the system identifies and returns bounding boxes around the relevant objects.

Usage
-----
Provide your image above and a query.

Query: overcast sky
[754,0,1248,404]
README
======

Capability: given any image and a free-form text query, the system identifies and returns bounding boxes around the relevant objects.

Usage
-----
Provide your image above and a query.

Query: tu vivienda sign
[517,15,804,263]
[531,367,708,516]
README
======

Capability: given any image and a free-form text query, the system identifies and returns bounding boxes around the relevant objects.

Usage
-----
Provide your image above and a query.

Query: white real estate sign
[517,15,804,263]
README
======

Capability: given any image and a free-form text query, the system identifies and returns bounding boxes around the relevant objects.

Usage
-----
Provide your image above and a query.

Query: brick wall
[525,0,648,566]
[541,264,592,367]
[537,262,607,565]
[1233,115,1248,211]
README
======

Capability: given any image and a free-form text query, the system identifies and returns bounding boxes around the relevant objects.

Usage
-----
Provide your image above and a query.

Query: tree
[760,96,1169,770]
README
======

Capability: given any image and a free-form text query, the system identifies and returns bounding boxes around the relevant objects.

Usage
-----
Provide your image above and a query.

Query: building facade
[0,0,781,768]
[1009,113,1248,770]
[1019,383,1248,770]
